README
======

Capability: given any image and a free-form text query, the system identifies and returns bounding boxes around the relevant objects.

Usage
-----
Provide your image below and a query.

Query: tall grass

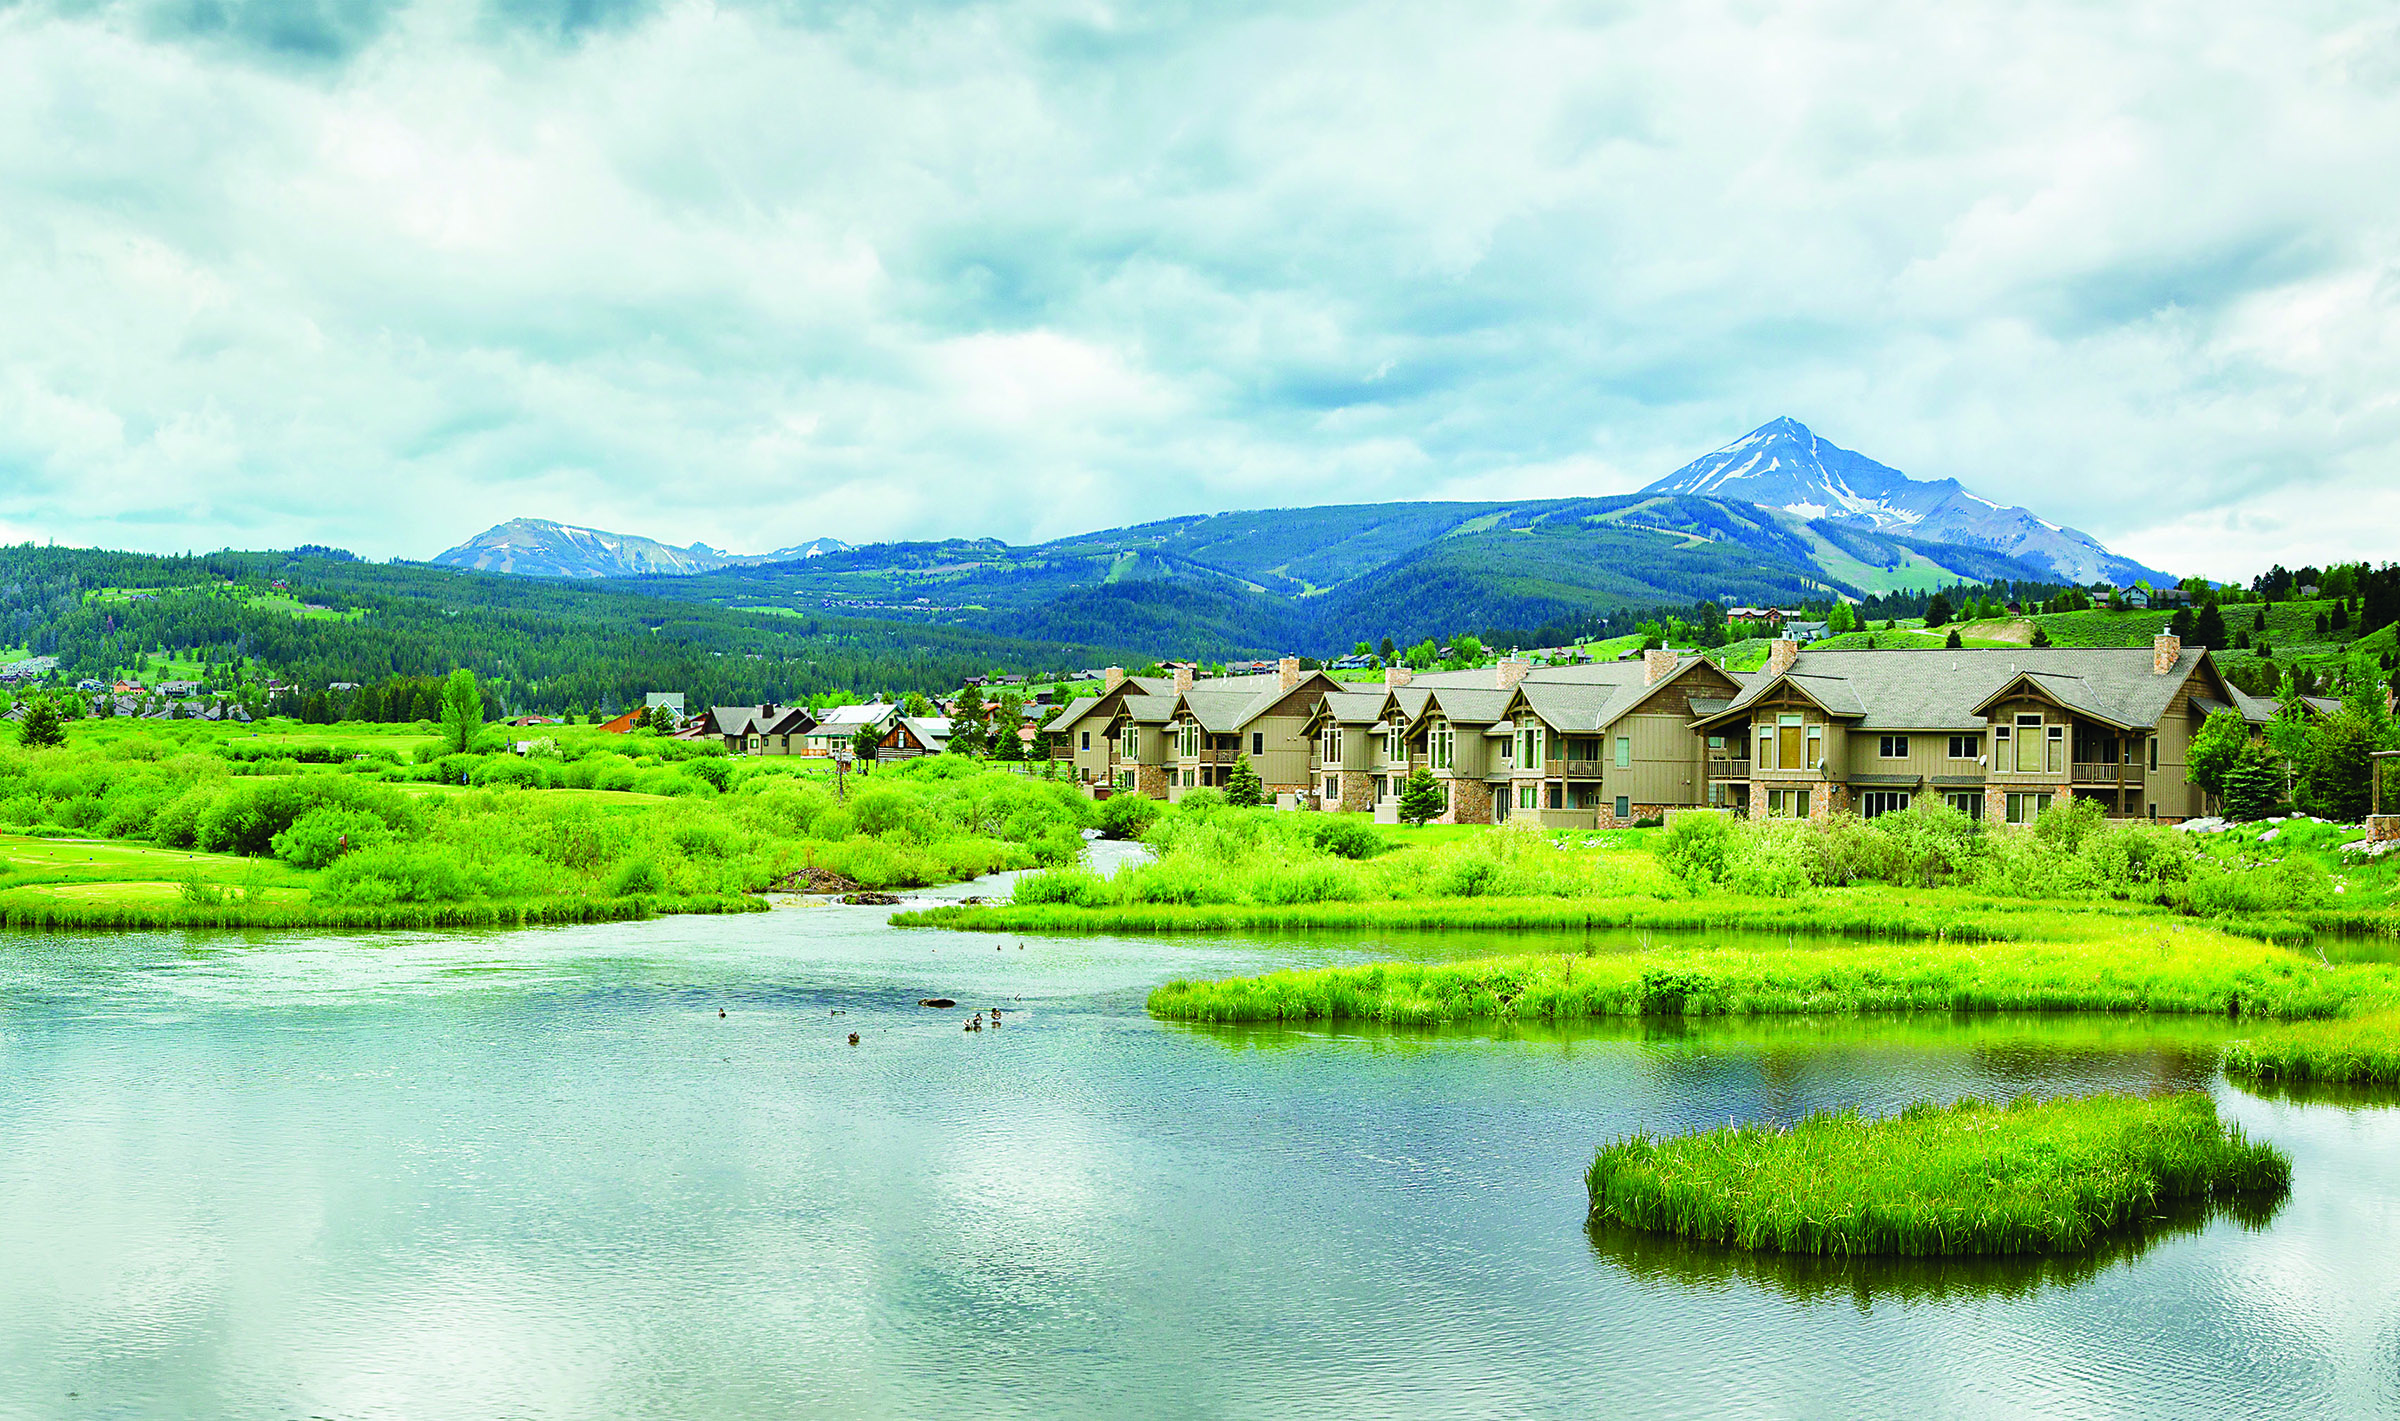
[0,733,1092,926]
[1586,1093,2289,1256]
[1145,928,2399,1026]
[2222,1010,2400,1084]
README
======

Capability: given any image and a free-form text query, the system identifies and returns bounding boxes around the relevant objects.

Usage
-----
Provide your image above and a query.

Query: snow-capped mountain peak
[1637,418,2167,587]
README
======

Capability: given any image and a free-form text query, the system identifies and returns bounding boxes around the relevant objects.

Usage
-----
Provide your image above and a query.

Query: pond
[1,885,2395,1418]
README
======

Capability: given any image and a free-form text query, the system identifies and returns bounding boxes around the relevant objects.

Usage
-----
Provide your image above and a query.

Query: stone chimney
[2153,634,2182,675]
[1173,666,1194,694]
[1385,664,1413,689]
[1767,638,1800,678]
[1278,655,1302,691]
[1103,666,1125,691]
[1496,657,1531,691]
[1644,648,1678,686]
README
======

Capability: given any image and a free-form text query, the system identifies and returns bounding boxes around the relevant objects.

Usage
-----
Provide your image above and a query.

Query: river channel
[2,864,2396,1418]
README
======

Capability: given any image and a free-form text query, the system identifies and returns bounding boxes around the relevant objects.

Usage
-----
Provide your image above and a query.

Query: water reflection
[1585,1184,2290,1308]
[2226,1075,2400,1110]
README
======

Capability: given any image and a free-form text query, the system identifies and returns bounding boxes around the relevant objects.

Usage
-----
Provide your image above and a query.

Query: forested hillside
[0,546,1134,714]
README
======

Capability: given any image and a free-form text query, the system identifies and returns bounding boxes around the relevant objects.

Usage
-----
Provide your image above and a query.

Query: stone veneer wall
[2366,815,2400,845]
[1983,782,2073,825]
[1333,770,1376,813]
[1135,764,1171,800]
[1441,777,1494,826]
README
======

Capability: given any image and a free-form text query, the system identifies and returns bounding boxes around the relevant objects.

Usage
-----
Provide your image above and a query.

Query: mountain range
[431,518,848,578]
[1638,418,2156,587]
[428,421,2172,656]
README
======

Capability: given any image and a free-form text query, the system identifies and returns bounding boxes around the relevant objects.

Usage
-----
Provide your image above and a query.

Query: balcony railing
[1560,758,1604,780]
[2071,762,2145,785]
[1708,757,1751,779]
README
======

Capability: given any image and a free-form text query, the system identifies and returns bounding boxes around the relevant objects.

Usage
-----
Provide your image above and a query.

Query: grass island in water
[1586,1093,2289,1257]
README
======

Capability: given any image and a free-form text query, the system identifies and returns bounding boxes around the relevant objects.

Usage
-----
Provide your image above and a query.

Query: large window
[2048,725,2066,773]
[1319,725,1337,764]
[1518,784,1538,809]
[1767,788,1811,818]
[1615,795,1631,820]
[2014,714,2044,773]
[1429,720,1455,771]
[1518,723,1546,771]
[1861,791,1912,819]
[2005,791,2055,824]
[1183,722,1203,759]
[1384,724,1405,761]
[1124,727,1139,758]
[1879,735,1908,759]
[1948,734,1980,760]
[1944,791,1984,821]
[1777,714,1803,768]
[1615,735,1631,769]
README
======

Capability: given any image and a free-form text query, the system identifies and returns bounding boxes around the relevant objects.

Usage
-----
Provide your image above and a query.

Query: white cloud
[0,0,2394,575]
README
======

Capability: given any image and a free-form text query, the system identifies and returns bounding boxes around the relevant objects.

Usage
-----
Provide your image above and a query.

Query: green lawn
[0,834,315,907]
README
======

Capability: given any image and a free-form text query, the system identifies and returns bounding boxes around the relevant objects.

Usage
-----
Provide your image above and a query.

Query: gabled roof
[897,716,951,746]
[1502,656,1725,733]
[807,702,897,734]
[1695,647,2215,732]
[1041,696,1099,732]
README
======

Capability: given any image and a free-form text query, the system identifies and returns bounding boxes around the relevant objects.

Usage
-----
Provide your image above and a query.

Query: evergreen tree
[2253,607,2267,632]
[1923,593,1953,629]
[1225,754,1264,807]
[2221,744,2282,821]
[2192,601,2227,650]
[991,690,1026,760]
[1378,636,1397,665]
[1396,766,1446,825]
[16,698,64,749]
[1944,629,1963,649]
[851,722,881,770]
[900,691,934,718]
[2030,625,2052,648]
[951,684,989,756]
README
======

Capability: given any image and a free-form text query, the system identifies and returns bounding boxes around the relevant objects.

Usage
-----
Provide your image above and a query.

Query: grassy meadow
[0,715,1093,928]
[1585,1094,2288,1256]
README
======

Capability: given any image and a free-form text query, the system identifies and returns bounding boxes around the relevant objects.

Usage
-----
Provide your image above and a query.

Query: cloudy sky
[1,0,2395,577]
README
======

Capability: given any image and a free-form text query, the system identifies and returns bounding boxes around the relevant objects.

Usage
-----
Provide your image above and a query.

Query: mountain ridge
[431,518,849,578]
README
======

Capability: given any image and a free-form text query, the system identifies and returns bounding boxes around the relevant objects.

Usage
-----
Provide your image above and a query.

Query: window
[1518,784,1538,810]
[1080,731,1091,751]
[2148,737,2158,772]
[1948,734,1980,760]
[1118,769,1134,789]
[1615,795,1630,820]
[1324,777,1337,799]
[2005,791,2055,824]
[1944,791,1984,820]
[1518,724,1546,771]
[1125,728,1139,758]
[1547,782,1563,810]
[1183,769,1195,788]
[1251,731,1263,756]
[1861,791,1912,819]
[1777,714,1803,768]
[1384,724,1405,761]
[1879,735,1908,759]
[2015,714,2044,773]
[2148,801,2158,820]
[1615,735,1631,769]
[1183,722,1203,759]
[1806,724,1823,769]
[1757,725,1773,768]
[1320,725,1338,764]
[2048,725,2065,774]
[1429,721,1455,771]
[1767,788,1811,818]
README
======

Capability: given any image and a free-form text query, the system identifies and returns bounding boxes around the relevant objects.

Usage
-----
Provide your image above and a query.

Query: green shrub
[607,858,668,896]
[1306,816,1387,861]
[1097,793,1161,840]
[270,806,393,868]
[681,756,733,792]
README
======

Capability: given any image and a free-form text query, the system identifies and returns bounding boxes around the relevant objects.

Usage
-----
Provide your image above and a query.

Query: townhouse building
[1041,659,1341,802]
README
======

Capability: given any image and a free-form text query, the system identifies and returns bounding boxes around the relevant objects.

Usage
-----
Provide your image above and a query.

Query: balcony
[2072,762,2145,785]
[1707,757,1751,779]
[1560,758,1604,780]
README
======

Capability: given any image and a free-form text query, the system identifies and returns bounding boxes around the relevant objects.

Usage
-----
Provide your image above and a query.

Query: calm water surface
[2,872,2395,1419]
